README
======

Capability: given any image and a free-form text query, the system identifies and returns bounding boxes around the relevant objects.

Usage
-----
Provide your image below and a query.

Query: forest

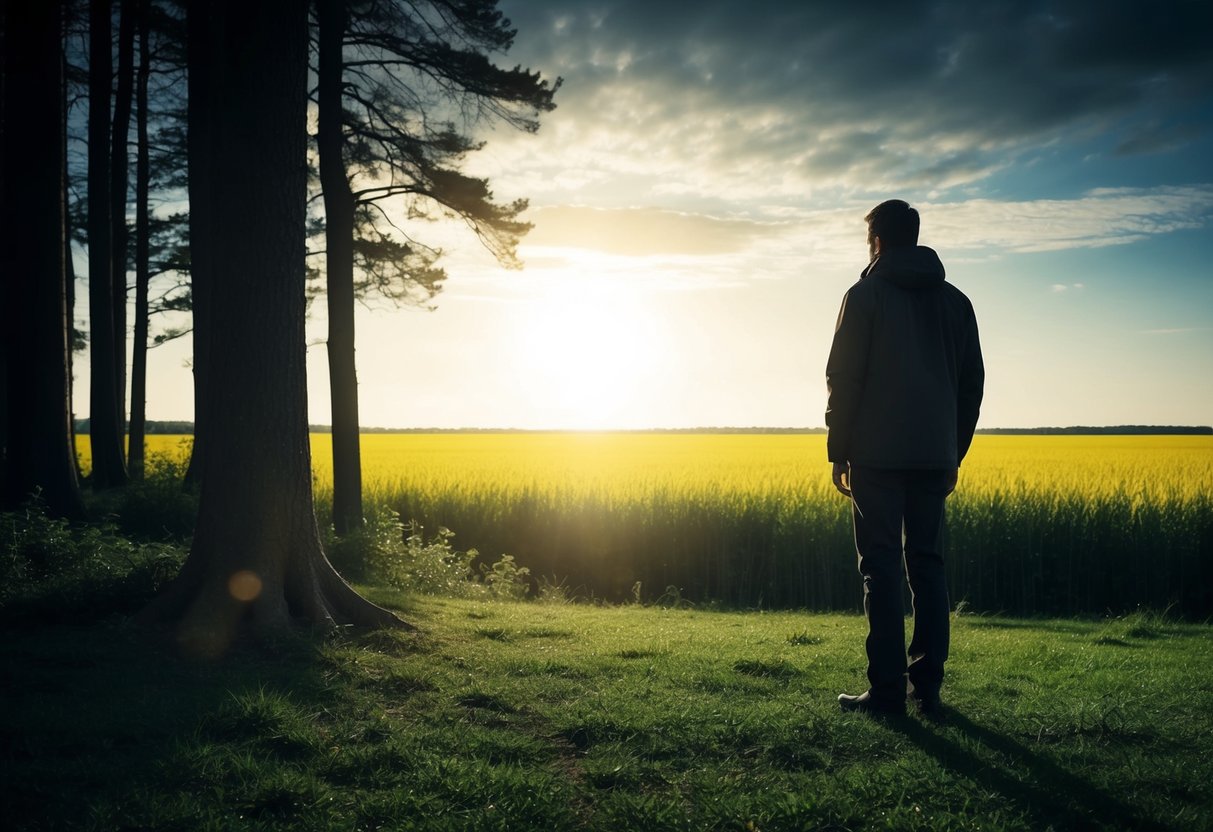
[1,0,557,652]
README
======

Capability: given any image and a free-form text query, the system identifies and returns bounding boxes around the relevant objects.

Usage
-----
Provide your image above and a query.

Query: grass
[4,595,1211,831]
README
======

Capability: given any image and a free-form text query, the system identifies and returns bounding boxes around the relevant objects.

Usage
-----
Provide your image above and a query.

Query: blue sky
[99,0,1213,429]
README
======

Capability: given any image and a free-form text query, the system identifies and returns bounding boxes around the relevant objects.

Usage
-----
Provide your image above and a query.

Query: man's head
[865,199,919,261]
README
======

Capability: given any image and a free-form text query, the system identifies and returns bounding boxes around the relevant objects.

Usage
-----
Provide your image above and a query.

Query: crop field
[86,433,1213,616]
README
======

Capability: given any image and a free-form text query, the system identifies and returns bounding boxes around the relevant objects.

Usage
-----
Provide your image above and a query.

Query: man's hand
[832,462,852,498]
[945,468,958,496]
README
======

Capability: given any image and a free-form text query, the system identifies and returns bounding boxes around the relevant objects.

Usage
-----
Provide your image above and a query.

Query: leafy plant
[325,507,528,599]
[0,497,184,622]
[479,554,530,601]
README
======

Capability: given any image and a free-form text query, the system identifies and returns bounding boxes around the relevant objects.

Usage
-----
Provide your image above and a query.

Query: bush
[0,498,185,624]
[324,507,528,599]
[115,454,199,542]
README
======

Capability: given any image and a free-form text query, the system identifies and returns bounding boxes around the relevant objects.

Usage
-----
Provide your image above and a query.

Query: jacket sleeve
[956,303,984,465]
[825,286,872,463]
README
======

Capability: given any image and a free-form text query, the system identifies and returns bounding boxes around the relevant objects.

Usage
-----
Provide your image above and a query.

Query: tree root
[137,538,413,658]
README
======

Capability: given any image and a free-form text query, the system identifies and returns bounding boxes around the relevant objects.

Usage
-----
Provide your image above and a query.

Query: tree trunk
[111,0,136,447]
[128,0,149,479]
[65,30,84,485]
[87,0,128,488]
[0,0,86,518]
[180,0,208,491]
[139,0,407,655]
[66,167,85,483]
[1,0,8,496]
[318,0,363,535]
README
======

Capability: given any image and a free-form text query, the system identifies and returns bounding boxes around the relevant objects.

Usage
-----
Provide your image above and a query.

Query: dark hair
[865,199,919,251]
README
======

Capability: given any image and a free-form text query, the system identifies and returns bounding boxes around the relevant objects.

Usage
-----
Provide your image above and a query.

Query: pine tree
[315,0,558,533]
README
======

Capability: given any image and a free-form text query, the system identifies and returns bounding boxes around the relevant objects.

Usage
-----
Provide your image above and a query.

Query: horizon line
[75,420,1213,435]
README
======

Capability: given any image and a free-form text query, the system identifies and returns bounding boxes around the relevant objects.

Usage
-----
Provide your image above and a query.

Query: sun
[511,277,665,429]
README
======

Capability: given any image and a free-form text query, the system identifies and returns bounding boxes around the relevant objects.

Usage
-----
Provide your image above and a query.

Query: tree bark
[66,149,85,484]
[64,17,87,486]
[128,0,149,479]
[0,0,86,518]
[111,0,136,445]
[87,0,128,488]
[318,0,363,535]
[140,0,407,654]
[1,0,8,496]
[180,0,208,490]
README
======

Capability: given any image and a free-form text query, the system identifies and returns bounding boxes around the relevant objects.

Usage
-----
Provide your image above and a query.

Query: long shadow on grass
[890,711,1167,832]
[0,623,373,830]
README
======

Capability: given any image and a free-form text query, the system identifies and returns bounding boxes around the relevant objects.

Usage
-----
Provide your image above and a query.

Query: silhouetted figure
[826,200,984,716]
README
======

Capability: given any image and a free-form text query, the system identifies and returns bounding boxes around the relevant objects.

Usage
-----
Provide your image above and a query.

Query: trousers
[849,465,952,704]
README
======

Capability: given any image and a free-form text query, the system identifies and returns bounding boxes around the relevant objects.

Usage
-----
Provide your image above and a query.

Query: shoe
[907,682,942,717]
[909,693,943,717]
[838,691,905,716]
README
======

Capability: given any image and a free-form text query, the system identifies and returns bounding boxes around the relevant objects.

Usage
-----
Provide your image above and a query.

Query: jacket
[825,245,984,469]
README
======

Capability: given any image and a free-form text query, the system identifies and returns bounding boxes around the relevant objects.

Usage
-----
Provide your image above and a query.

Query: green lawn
[3,596,1210,831]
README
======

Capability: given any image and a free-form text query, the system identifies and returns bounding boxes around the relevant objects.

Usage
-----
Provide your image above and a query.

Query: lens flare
[228,570,263,602]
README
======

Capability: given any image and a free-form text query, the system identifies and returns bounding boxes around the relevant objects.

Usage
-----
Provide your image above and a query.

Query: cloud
[751,185,1213,268]
[1114,122,1205,156]
[481,0,1213,204]
[523,205,780,255]
[919,186,1213,254]
[483,185,1213,277]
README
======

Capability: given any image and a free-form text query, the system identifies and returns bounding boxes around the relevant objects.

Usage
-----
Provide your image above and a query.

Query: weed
[479,553,531,600]
[537,574,574,604]
[786,629,823,646]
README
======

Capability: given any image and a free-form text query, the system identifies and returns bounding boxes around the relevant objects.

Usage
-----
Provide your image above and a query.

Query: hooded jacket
[825,245,984,469]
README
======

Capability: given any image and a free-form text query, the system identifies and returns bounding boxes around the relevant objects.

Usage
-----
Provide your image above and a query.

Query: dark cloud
[1114,121,1204,156]
[495,0,1213,195]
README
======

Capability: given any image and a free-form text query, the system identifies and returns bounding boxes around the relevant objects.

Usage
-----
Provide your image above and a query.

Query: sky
[82,0,1213,430]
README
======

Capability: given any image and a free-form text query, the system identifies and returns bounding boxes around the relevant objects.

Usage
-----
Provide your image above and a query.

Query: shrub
[114,455,199,542]
[0,498,185,624]
[324,507,528,599]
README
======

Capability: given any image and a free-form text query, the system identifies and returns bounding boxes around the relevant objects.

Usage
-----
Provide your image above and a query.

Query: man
[826,199,984,716]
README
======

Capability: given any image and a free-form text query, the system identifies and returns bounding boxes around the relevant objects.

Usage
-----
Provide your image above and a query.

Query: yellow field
[80,433,1213,614]
[93,432,1213,505]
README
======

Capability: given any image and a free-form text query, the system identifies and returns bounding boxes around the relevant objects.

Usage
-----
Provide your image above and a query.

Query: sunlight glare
[511,274,667,429]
